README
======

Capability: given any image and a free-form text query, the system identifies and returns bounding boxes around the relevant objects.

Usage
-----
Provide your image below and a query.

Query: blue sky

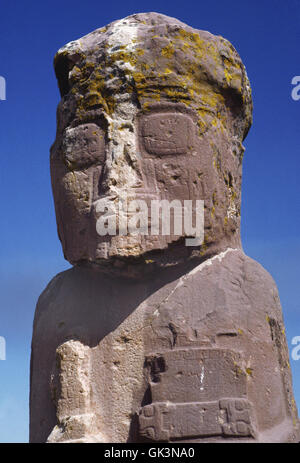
[0,0,299,442]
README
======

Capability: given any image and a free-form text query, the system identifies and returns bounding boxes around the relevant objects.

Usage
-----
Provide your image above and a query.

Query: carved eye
[141,113,191,156]
[62,123,106,170]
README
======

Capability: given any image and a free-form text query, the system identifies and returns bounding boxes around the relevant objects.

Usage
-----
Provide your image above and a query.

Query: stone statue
[30,12,299,442]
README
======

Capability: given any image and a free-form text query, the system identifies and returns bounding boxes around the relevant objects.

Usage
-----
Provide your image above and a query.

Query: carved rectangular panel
[139,399,255,441]
[141,113,192,156]
[146,348,247,403]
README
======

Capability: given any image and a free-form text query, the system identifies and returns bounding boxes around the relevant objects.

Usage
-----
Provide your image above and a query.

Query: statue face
[50,14,252,270]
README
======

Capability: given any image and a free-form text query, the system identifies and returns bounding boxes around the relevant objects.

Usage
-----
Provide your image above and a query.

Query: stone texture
[30,12,299,442]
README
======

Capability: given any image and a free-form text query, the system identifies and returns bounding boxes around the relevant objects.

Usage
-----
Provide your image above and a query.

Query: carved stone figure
[30,12,299,442]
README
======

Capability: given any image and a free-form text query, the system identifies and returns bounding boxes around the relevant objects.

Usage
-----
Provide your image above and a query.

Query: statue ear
[54,50,81,97]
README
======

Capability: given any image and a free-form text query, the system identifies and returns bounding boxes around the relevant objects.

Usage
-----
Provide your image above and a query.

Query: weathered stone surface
[30,12,299,443]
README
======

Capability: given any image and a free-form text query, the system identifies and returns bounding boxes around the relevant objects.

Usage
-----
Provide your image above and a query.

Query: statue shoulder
[241,252,279,293]
[239,251,284,319]
[33,266,108,328]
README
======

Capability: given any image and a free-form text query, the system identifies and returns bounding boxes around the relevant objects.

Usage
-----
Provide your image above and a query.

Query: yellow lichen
[136,48,145,56]
[161,42,175,59]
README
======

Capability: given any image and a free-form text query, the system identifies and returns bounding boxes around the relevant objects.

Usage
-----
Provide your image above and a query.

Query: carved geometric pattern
[139,398,255,441]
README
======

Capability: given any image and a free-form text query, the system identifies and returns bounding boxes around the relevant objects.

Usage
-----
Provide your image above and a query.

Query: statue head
[50,12,252,275]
